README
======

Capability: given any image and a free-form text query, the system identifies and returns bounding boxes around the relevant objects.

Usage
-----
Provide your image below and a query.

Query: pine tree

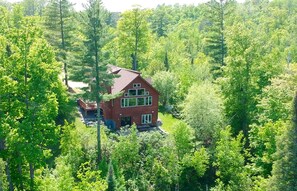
[81,0,115,163]
[107,160,116,191]
[205,0,234,76]
[43,0,74,87]
[268,91,297,190]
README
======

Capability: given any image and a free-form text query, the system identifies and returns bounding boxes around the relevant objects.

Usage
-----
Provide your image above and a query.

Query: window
[128,89,137,96]
[137,89,145,96]
[146,96,152,105]
[142,114,152,124]
[129,98,137,107]
[121,98,129,107]
[137,97,145,106]
[133,83,141,88]
[145,91,149,95]
[128,88,145,96]
[121,96,152,108]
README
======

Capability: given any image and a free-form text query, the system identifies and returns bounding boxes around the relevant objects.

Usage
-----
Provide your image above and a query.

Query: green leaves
[152,71,178,108]
[182,82,223,143]
[116,7,151,70]
[182,148,209,177]
[213,126,251,190]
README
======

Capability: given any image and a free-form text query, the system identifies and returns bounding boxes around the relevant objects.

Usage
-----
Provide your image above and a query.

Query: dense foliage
[1,0,297,190]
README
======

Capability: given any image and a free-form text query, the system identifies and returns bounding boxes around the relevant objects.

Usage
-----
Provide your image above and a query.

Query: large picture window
[142,114,152,124]
[137,97,145,106]
[121,96,153,108]
[129,98,137,107]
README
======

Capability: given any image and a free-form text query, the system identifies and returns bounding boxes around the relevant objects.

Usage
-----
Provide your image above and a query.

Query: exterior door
[120,116,131,127]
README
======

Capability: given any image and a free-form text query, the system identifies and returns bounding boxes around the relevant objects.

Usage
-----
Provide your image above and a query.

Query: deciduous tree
[116,6,150,70]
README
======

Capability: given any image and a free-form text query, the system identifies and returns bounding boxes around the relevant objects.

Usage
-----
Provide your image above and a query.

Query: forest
[1,0,297,190]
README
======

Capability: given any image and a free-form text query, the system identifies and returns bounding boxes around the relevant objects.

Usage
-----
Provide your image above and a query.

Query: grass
[74,116,86,129]
[158,112,183,134]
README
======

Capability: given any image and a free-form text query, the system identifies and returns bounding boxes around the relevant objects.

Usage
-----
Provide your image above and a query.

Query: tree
[268,91,297,190]
[44,0,74,87]
[182,82,223,143]
[117,6,150,70]
[205,0,234,75]
[221,22,258,137]
[152,71,178,108]
[75,162,107,191]
[249,122,284,178]
[213,126,252,190]
[172,122,194,159]
[256,72,297,124]
[149,4,172,37]
[107,160,116,191]
[36,157,75,191]
[21,0,47,16]
[80,0,115,163]
[112,126,140,180]
[0,158,8,191]
[0,7,65,190]
[221,20,285,137]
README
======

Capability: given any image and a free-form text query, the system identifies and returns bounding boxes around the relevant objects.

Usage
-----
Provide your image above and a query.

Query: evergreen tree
[107,160,116,191]
[43,0,74,87]
[81,0,115,163]
[205,0,234,76]
[268,92,297,190]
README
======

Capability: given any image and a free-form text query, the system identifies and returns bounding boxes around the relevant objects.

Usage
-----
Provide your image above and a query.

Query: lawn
[158,112,183,134]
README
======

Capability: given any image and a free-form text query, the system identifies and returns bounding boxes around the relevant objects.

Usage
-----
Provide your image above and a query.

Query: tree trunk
[59,0,68,87]
[18,163,24,191]
[133,10,139,71]
[93,23,102,164]
[164,51,169,70]
[29,163,34,191]
[220,0,225,67]
[5,161,13,191]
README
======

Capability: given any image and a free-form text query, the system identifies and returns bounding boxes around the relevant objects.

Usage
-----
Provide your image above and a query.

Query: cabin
[78,66,159,130]
[101,66,159,129]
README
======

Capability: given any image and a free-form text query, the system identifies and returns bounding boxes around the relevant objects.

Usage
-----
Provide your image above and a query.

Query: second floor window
[121,96,152,108]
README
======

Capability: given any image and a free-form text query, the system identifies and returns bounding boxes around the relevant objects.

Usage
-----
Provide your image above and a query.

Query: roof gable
[109,66,158,95]
[111,68,139,94]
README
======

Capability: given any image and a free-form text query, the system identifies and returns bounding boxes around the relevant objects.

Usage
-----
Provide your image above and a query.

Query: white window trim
[128,88,145,96]
[133,83,141,88]
[142,114,152,124]
[121,96,153,108]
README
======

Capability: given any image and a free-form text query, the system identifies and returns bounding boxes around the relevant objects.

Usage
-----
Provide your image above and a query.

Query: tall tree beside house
[116,6,150,71]
[43,0,74,87]
[80,0,115,163]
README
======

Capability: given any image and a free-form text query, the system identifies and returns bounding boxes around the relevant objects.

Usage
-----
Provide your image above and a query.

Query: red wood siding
[101,75,159,129]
